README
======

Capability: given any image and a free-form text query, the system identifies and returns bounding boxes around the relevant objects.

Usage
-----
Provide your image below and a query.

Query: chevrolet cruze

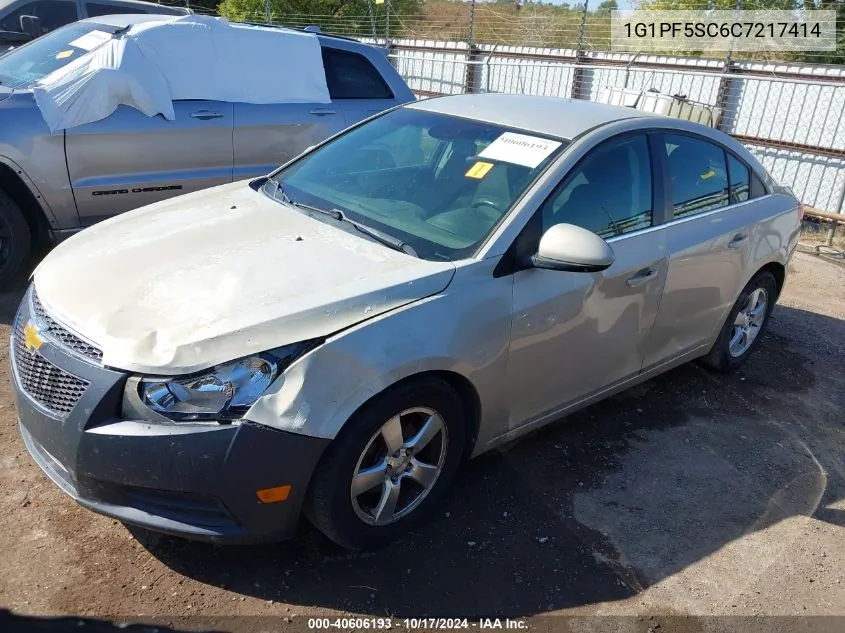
[10,94,801,549]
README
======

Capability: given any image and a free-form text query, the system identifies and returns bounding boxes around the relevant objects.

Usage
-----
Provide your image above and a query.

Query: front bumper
[10,288,329,543]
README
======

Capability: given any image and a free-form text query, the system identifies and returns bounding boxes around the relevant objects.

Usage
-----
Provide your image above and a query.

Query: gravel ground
[0,251,843,632]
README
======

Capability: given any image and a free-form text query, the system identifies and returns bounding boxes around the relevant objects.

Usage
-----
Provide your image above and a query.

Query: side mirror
[19,14,41,39]
[531,223,615,273]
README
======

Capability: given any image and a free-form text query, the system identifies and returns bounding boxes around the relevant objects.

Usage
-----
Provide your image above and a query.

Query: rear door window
[321,47,394,100]
[727,154,751,203]
[664,134,730,219]
[0,0,79,34]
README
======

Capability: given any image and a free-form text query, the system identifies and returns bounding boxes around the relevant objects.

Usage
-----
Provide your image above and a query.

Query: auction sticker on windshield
[479,132,562,168]
[68,30,112,52]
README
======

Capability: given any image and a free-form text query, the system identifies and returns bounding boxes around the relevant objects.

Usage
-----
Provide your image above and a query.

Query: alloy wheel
[350,406,449,526]
[729,287,768,358]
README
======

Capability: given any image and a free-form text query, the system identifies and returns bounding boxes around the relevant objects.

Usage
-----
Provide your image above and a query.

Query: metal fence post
[464,0,480,94]
[826,180,845,245]
[467,0,476,49]
[264,0,270,24]
[715,0,743,132]
[367,0,377,40]
[385,0,391,45]
[570,0,589,100]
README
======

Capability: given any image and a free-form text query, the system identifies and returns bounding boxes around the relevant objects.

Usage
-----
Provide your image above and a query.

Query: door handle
[728,233,749,248]
[626,268,658,288]
[190,111,225,120]
[309,108,337,117]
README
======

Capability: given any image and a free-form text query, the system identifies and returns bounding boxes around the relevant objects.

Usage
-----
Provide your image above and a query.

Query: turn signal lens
[256,485,292,503]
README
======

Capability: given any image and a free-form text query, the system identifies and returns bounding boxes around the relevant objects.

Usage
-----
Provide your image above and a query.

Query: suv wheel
[305,377,467,550]
[0,190,31,288]
[701,270,777,372]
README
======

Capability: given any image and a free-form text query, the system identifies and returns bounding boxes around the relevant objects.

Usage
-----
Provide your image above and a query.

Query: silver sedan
[11,94,801,549]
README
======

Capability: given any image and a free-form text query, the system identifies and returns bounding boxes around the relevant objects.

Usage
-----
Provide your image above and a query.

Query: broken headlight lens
[138,342,317,422]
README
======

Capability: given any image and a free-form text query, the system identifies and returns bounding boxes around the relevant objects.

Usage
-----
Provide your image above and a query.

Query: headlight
[138,341,318,422]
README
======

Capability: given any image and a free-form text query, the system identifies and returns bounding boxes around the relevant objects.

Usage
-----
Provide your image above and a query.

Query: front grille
[13,316,90,416]
[32,290,103,363]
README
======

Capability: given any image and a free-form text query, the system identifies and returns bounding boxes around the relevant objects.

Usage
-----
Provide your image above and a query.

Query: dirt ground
[0,251,844,632]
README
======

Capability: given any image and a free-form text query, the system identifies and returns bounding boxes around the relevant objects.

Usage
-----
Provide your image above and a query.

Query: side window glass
[321,47,394,100]
[0,1,78,33]
[665,134,729,218]
[86,3,146,17]
[751,173,767,198]
[540,134,653,238]
[727,154,751,203]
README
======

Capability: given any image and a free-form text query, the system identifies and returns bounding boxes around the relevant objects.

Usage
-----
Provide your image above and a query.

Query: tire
[700,270,778,373]
[0,190,31,289]
[304,377,468,550]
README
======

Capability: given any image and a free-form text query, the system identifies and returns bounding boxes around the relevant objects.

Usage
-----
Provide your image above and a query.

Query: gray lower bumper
[10,288,329,544]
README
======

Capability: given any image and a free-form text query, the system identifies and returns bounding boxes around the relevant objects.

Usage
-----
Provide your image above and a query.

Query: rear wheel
[305,378,467,550]
[0,190,31,289]
[701,271,777,372]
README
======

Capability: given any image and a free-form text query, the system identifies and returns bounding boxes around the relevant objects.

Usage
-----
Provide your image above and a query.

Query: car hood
[33,182,456,375]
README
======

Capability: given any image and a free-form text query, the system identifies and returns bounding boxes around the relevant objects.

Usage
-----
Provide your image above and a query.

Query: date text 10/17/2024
[307,618,528,629]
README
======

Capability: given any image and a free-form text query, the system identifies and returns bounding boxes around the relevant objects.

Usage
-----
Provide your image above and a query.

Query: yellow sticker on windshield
[465,161,494,179]
[56,50,74,60]
[700,168,717,180]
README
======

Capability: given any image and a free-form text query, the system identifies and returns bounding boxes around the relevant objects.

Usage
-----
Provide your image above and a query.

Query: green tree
[595,0,617,15]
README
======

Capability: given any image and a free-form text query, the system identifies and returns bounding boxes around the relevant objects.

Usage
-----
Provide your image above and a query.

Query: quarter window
[665,134,729,218]
[0,1,78,34]
[321,47,393,100]
[540,134,653,238]
[727,154,751,203]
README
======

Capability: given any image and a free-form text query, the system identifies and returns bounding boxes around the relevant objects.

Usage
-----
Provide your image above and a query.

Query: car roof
[79,13,181,27]
[79,14,370,47]
[407,93,650,141]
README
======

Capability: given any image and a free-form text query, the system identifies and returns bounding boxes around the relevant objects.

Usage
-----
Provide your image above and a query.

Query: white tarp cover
[33,15,331,131]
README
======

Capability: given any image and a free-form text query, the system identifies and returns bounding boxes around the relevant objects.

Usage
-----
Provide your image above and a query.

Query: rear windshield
[0,21,119,88]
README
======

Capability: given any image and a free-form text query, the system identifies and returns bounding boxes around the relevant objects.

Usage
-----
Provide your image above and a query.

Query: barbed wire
[183,2,842,65]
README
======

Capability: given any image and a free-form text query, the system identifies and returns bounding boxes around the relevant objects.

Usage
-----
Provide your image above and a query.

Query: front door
[65,100,234,224]
[506,133,668,427]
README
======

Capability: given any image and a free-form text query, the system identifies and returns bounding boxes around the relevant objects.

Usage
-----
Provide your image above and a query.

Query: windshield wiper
[270,186,417,257]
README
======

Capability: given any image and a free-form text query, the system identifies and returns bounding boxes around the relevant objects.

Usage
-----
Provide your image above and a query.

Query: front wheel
[304,378,467,550]
[0,190,31,289]
[701,270,778,372]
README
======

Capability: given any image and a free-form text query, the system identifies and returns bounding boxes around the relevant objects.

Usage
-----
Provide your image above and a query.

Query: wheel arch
[345,370,482,460]
[0,160,53,243]
[755,260,786,301]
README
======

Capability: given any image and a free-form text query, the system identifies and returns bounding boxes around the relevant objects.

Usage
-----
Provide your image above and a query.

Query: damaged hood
[33,182,456,375]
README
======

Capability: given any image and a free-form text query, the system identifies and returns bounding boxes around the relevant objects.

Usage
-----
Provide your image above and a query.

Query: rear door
[641,132,762,368]
[231,99,348,182]
[66,101,234,224]
[230,44,401,181]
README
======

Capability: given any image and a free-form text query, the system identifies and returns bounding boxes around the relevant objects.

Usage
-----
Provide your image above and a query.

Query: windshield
[267,108,567,262]
[0,22,119,88]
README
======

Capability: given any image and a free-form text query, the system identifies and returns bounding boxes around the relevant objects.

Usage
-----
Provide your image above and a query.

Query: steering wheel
[472,198,503,215]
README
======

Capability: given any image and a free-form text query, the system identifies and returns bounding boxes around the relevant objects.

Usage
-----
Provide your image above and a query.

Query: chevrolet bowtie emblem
[23,322,43,353]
